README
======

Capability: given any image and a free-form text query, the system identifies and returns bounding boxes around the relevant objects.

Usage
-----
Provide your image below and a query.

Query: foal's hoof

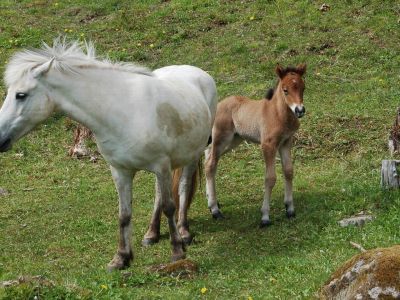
[142,238,159,247]
[260,220,272,228]
[106,263,125,272]
[106,252,132,272]
[212,211,224,220]
[286,210,296,219]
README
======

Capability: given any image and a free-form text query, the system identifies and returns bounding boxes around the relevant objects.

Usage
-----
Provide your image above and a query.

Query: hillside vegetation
[1,0,400,299]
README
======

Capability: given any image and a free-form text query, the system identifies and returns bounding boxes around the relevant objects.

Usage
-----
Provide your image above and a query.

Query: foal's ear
[275,63,286,79]
[296,61,307,76]
[33,57,55,79]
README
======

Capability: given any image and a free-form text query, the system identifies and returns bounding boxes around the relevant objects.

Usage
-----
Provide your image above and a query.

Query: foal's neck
[271,89,299,128]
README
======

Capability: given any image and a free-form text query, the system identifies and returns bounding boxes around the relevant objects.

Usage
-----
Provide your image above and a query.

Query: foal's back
[214,95,265,145]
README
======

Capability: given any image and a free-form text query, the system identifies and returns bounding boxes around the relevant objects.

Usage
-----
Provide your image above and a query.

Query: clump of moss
[151,259,198,277]
[321,245,400,299]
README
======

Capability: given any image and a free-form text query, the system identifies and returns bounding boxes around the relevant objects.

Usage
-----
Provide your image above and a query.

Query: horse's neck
[51,71,123,136]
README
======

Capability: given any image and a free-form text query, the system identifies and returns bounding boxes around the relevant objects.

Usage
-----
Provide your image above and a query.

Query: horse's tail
[172,156,202,215]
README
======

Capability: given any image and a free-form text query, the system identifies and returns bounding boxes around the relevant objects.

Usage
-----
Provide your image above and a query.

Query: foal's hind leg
[279,137,295,219]
[107,166,136,271]
[205,132,243,220]
[260,141,278,228]
[176,158,200,245]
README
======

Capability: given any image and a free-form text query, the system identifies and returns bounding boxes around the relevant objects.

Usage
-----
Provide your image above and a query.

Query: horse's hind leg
[176,158,200,245]
[156,163,185,262]
[107,166,136,272]
[205,132,242,220]
[279,138,295,219]
[142,179,162,247]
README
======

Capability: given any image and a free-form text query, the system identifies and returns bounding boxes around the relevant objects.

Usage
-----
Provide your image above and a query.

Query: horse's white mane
[4,38,153,87]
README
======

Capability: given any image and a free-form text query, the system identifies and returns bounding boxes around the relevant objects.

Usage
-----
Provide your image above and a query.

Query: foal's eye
[283,89,288,95]
[16,93,27,100]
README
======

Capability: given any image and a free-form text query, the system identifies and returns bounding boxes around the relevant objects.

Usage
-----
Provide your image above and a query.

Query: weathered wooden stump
[381,160,400,189]
[381,108,400,188]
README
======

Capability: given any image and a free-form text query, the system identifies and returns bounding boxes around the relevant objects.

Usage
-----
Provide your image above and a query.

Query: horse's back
[154,65,217,118]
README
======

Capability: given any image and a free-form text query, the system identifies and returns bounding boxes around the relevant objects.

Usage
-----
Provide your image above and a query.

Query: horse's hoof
[286,210,296,219]
[260,220,272,228]
[170,253,186,263]
[182,236,193,246]
[142,238,159,247]
[212,211,224,220]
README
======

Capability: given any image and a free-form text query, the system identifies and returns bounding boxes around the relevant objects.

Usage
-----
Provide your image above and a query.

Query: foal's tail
[172,156,203,215]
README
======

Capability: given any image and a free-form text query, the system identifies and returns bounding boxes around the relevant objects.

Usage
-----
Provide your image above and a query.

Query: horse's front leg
[142,179,162,247]
[260,142,278,228]
[176,158,200,245]
[279,137,295,218]
[156,164,185,262]
[106,166,136,272]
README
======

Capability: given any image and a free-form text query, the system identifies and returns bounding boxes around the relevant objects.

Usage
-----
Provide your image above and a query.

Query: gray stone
[338,215,372,227]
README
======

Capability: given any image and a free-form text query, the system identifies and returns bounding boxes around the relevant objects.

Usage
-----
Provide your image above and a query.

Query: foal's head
[270,62,307,118]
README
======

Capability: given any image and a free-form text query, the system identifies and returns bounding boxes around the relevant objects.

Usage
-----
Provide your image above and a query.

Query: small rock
[0,188,7,196]
[338,215,372,227]
[1,280,19,287]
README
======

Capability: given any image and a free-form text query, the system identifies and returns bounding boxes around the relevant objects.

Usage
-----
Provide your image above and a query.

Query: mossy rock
[321,245,400,299]
[151,259,198,277]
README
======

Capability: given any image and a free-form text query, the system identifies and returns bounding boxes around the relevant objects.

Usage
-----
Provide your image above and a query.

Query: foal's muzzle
[295,106,306,118]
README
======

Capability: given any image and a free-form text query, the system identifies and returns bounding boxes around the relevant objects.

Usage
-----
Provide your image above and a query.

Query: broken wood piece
[68,124,96,159]
[389,107,400,156]
[349,241,366,252]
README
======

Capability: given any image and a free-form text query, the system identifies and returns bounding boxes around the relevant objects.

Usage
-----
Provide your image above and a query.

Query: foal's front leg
[107,166,136,272]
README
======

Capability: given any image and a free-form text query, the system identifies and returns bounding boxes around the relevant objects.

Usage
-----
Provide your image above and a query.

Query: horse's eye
[283,89,288,95]
[16,93,27,100]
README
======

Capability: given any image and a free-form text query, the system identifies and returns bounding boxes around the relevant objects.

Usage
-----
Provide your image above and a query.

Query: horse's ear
[33,57,55,79]
[296,61,307,76]
[275,63,285,79]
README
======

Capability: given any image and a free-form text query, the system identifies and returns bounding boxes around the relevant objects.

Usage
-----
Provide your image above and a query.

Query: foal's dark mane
[265,65,298,100]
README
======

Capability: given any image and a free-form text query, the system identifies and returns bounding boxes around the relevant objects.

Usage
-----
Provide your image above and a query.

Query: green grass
[1,0,400,299]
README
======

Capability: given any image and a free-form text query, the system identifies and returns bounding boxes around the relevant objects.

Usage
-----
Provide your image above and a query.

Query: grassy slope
[1,0,400,299]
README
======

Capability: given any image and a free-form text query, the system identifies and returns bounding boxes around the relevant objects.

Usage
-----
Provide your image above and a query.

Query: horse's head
[0,58,55,152]
[275,62,307,118]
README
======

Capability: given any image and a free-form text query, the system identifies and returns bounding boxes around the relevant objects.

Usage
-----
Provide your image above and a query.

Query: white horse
[0,39,217,271]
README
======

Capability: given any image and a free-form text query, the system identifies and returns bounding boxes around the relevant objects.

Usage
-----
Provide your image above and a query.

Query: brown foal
[205,62,307,228]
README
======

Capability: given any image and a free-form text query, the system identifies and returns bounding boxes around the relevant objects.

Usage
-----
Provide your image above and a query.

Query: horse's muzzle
[295,106,306,118]
[0,138,12,152]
